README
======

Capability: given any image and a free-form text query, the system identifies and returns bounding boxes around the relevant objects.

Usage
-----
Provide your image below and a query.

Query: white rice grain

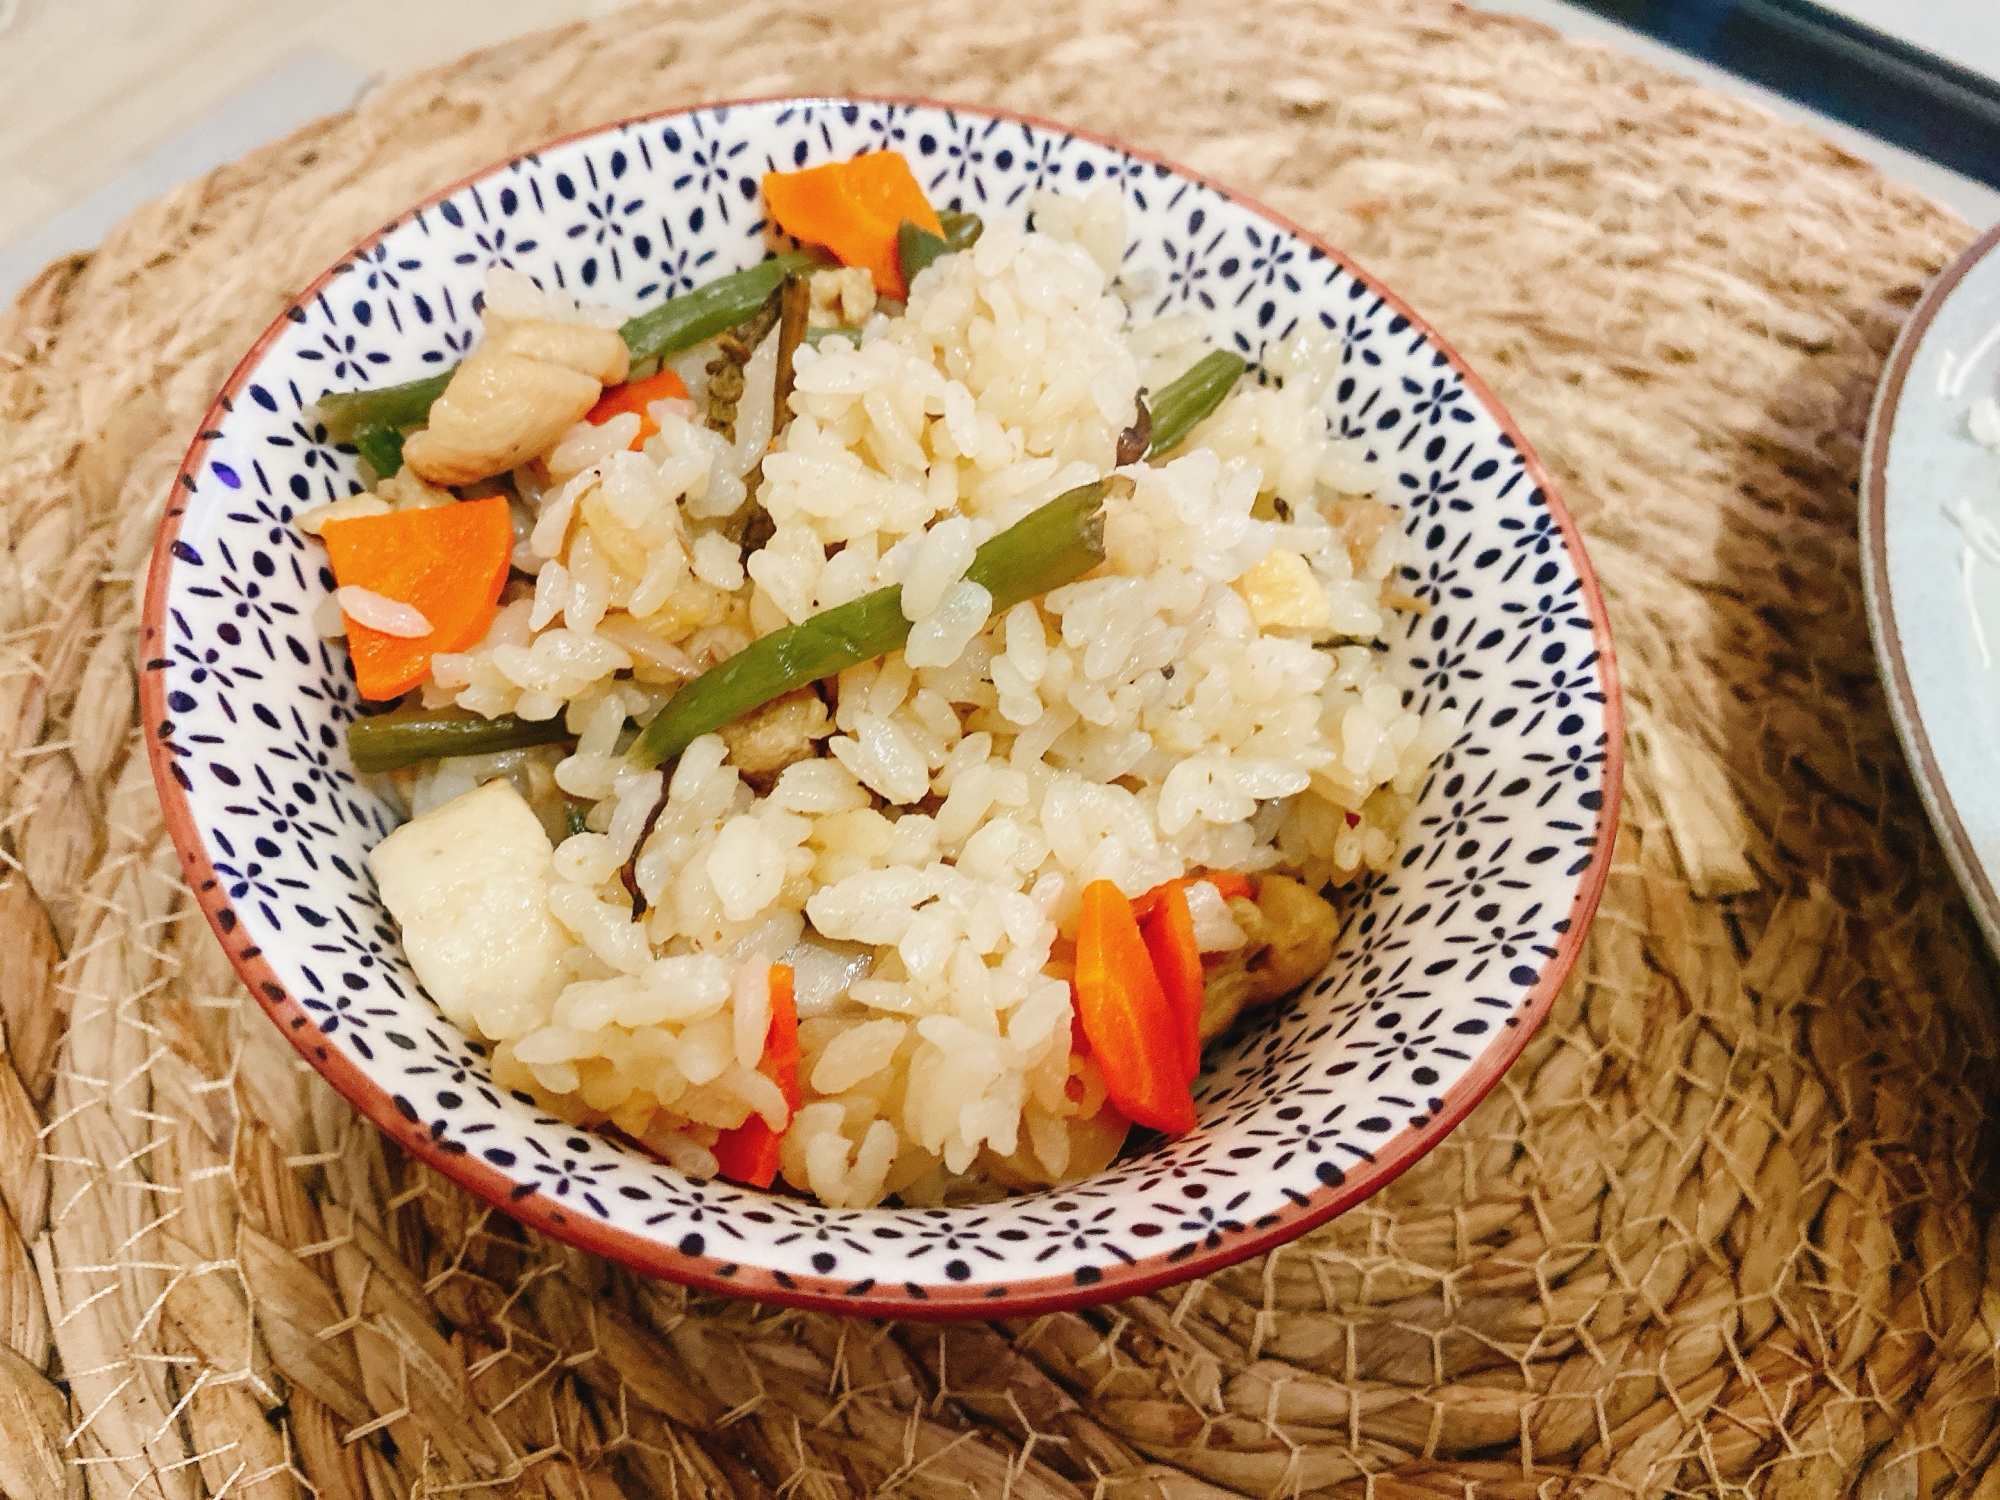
[336,585,432,638]
[830,713,932,805]
[296,494,390,535]
[811,1018,908,1094]
[706,817,786,923]
[898,515,980,620]
[691,530,746,590]
[732,959,774,1069]
[904,580,992,669]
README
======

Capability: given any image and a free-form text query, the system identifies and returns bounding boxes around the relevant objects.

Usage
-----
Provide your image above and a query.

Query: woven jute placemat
[1,1,1995,1495]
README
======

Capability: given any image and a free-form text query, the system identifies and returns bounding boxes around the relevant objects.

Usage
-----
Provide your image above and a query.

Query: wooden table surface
[0,0,622,246]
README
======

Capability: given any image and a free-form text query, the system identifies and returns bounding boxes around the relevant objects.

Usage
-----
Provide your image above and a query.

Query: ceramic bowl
[141,96,1621,1318]
[1863,221,2000,958]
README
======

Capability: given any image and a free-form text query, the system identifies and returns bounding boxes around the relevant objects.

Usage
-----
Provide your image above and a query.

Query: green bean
[351,423,406,483]
[898,222,945,287]
[317,371,453,444]
[898,209,983,285]
[964,481,1106,611]
[627,480,1105,770]
[618,251,821,365]
[347,706,574,774]
[1147,350,1246,458]
[314,253,821,450]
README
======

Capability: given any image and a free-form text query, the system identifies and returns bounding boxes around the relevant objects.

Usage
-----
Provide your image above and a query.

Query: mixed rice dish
[303,151,1456,1209]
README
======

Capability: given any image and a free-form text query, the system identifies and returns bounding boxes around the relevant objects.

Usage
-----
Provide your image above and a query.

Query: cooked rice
[363,190,1458,1208]
[336,585,432,637]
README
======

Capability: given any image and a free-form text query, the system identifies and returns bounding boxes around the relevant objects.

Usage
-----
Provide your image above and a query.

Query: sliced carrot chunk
[320,495,514,702]
[709,965,800,1190]
[1072,879,1196,1135]
[1140,883,1204,1083]
[762,151,943,299]
[840,150,945,249]
[1129,870,1254,925]
[587,367,690,448]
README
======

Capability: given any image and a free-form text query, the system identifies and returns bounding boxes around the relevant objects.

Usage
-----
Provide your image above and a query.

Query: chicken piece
[1198,874,1339,1042]
[403,352,601,487]
[401,317,628,488]
[716,687,831,787]
[367,778,570,1036]
[490,320,629,385]
[1235,547,1333,633]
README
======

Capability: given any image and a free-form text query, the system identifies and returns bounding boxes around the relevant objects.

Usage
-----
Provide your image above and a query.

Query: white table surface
[1811,0,2000,88]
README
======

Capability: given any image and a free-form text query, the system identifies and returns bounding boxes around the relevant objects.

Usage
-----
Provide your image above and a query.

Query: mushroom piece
[717,686,833,789]
[1198,874,1339,1042]
[1322,496,1399,572]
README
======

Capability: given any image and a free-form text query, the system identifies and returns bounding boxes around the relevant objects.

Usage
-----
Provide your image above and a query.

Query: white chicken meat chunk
[401,315,629,487]
[402,351,603,487]
[368,778,571,1035]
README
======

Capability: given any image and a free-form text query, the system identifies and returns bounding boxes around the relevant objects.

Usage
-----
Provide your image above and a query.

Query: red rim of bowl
[140,93,1625,1320]
[1861,220,2000,958]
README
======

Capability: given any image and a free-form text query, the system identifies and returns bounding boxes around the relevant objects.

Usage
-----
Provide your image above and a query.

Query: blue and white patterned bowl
[141,97,1622,1318]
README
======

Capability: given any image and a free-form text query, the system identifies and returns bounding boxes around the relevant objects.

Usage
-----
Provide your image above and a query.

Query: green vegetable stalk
[619,250,820,365]
[771,272,811,431]
[313,252,822,449]
[347,705,575,774]
[627,480,1106,770]
[315,371,453,444]
[350,423,407,483]
[897,209,984,286]
[1147,350,1246,458]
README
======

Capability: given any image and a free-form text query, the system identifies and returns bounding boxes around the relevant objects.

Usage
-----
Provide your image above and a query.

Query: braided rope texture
[0,2,1994,1495]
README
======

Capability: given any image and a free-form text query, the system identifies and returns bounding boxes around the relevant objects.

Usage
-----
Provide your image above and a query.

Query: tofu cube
[368,778,571,1035]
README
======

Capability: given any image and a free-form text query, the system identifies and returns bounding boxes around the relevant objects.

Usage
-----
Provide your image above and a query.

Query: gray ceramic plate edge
[1862,219,2000,956]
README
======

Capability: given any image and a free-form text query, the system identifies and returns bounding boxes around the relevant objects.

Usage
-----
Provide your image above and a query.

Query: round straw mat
[1,2,1995,1496]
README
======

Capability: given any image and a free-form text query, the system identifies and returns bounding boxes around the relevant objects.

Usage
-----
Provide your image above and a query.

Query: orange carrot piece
[1129,870,1254,925]
[709,964,800,1189]
[1140,883,1204,1083]
[762,151,942,299]
[1073,880,1196,1135]
[840,150,944,260]
[320,496,514,702]
[1203,870,1254,903]
[587,367,690,449]
[763,164,851,252]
